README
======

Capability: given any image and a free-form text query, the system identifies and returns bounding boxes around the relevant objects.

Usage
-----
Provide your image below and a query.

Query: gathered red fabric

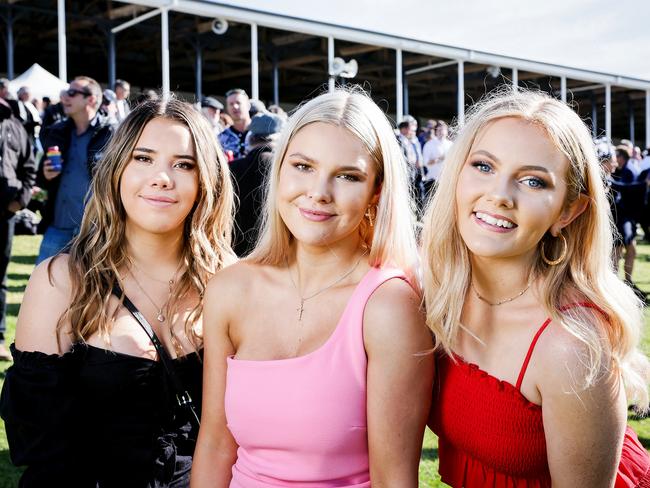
[431,313,650,488]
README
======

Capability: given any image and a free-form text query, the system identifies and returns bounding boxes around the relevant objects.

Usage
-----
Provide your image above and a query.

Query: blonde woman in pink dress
[191,89,434,487]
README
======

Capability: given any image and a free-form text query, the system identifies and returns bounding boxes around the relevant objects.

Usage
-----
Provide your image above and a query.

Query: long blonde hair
[54,95,236,352]
[248,87,418,278]
[422,87,649,408]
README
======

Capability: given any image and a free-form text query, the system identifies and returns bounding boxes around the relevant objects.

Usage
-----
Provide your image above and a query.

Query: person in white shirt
[422,120,452,185]
[114,79,131,123]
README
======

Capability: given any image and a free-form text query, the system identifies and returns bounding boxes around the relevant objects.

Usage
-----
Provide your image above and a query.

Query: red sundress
[431,313,650,488]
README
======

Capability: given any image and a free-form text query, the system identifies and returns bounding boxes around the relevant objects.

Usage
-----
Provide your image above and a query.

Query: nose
[486,175,514,208]
[307,174,332,203]
[150,167,174,189]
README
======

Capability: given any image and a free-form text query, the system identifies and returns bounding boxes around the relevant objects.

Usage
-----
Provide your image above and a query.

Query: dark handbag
[112,284,201,429]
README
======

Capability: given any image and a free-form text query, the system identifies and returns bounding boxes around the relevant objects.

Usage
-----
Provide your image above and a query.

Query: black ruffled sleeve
[0,344,83,487]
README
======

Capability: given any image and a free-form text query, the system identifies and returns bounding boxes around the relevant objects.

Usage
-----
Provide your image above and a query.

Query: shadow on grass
[0,449,23,487]
[8,285,27,293]
[6,304,19,317]
[638,436,650,450]
[10,255,36,266]
[421,446,439,461]
[7,273,30,282]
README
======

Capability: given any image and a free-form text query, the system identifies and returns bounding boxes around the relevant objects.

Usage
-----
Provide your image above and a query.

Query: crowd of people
[0,76,649,487]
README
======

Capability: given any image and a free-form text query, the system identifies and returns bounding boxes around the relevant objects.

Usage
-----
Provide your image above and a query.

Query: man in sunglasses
[35,76,116,264]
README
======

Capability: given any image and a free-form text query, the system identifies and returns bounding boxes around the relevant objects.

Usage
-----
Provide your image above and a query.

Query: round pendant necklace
[471,279,532,306]
[128,261,182,322]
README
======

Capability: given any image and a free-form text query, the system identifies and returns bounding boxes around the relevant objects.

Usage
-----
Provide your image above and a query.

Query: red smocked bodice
[431,312,650,488]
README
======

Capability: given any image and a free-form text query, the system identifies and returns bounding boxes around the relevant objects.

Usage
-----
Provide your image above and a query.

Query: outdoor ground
[0,235,649,487]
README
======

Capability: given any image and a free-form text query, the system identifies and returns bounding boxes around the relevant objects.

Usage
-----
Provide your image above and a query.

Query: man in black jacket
[36,76,115,264]
[0,97,36,359]
[230,112,284,256]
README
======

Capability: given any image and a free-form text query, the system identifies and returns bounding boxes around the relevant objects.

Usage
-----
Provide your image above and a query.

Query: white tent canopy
[8,63,68,101]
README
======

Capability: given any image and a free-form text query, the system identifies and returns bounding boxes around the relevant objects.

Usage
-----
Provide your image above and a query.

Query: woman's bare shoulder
[15,255,75,354]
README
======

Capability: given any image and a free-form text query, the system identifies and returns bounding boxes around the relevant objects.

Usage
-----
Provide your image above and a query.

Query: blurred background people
[114,78,131,122]
[218,88,251,159]
[0,97,36,361]
[230,112,284,257]
[36,76,115,264]
[200,96,225,137]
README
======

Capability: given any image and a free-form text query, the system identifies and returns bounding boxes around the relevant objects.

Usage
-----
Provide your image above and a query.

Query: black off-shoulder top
[0,341,202,488]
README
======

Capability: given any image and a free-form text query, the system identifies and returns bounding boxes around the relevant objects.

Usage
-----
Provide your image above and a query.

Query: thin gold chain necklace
[471,279,532,307]
[127,262,182,322]
[286,251,368,322]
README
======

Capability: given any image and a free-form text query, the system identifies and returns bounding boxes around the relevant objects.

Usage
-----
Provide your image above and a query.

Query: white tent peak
[8,64,68,101]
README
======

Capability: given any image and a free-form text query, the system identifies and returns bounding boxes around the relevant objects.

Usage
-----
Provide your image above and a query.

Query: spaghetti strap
[515,318,552,390]
[515,302,607,390]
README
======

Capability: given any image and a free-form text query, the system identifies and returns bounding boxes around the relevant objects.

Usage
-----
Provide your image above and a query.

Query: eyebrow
[470,150,551,174]
[133,147,196,161]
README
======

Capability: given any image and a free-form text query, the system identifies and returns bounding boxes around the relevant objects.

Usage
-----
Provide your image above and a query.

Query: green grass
[0,236,649,487]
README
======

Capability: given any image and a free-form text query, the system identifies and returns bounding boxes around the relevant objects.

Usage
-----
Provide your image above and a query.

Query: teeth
[475,212,514,229]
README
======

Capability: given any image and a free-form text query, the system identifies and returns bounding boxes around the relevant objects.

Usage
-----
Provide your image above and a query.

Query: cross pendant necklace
[286,250,368,324]
[297,299,305,321]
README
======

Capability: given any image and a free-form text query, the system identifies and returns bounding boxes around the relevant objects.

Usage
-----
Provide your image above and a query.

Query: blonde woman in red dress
[422,89,650,487]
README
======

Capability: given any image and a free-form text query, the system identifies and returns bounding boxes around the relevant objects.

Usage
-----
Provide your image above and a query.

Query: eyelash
[292,163,361,182]
[133,155,194,170]
[470,161,547,189]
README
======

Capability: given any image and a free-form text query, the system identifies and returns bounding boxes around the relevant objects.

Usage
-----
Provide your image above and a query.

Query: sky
[217,0,650,82]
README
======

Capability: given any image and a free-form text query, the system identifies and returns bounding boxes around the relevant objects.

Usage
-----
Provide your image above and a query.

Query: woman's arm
[364,278,435,487]
[535,321,626,488]
[191,267,240,487]
[0,256,77,486]
[15,255,73,353]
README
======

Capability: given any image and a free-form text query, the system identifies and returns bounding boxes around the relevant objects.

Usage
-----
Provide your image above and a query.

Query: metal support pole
[646,90,650,148]
[272,58,279,105]
[328,36,335,93]
[6,7,14,79]
[560,76,567,103]
[396,48,403,123]
[512,67,518,90]
[591,94,598,138]
[605,84,611,142]
[403,78,409,116]
[57,0,67,81]
[161,8,170,95]
[195,40,202,102]
[629,99,635,145]
[108,31,116,90]
[251,23,259,100]
[457,60,465,126]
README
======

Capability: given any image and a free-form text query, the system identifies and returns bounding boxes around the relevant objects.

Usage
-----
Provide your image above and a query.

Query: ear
[371,183,383,205]
[549,193,589,236]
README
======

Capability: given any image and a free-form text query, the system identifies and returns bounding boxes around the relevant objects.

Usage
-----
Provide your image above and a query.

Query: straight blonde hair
[422,88,649,408]
[248,87,419,279]
[54,95,236,353]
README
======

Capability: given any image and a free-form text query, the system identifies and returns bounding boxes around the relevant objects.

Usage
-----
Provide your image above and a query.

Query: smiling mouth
[299,208,336,222]
[473,211,516,230]
[141,195,177,206]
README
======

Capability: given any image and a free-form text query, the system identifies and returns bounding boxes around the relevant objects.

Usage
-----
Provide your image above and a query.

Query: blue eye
[471,161,492,173]
[521,176,546,189]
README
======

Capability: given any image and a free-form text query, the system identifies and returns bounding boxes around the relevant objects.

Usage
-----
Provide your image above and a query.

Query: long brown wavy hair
[52,95,235,352]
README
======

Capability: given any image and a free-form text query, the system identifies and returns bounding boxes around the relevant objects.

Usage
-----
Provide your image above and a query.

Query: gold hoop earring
[540,232,568,266]
[365,206,375,227]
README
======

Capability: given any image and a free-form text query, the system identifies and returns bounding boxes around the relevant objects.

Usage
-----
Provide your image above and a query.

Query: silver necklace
[286,251,367,322]
[471,279,532,306]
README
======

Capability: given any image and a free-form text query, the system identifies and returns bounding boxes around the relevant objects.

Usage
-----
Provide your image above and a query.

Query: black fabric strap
[112,283,200,428]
